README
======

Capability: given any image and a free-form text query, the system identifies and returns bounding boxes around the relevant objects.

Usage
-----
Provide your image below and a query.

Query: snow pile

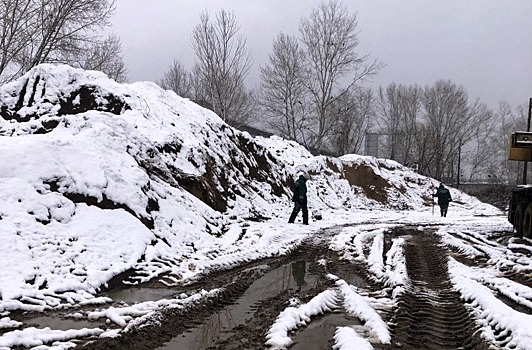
[265,289,338,349]
[330,275,391,344]
[0,317,22,330]
[0,64,502,319]
[333,326,374,350]
[0,64,291,312]
[0,327,104,348]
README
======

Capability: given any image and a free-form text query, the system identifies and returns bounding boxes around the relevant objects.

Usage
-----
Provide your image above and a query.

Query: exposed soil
[69,226,498,350]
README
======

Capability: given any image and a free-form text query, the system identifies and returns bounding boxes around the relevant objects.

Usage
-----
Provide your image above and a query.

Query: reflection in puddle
[292,260,307,290]
[158,261,320,350]
[333,272,367,289]
[291,312,362,350]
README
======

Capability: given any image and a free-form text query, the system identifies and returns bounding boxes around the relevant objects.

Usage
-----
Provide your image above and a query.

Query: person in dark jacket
[288,173,308,225]
[433,183,452,217]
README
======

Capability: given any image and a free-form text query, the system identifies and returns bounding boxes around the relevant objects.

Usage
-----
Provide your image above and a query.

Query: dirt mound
[0,65,130,135]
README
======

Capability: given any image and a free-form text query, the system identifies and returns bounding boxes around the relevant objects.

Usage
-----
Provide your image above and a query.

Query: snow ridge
[265,289,338,349]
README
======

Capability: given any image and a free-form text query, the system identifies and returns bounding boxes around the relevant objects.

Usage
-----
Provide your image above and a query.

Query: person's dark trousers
[288,201,308,224]
[440,205,449,217]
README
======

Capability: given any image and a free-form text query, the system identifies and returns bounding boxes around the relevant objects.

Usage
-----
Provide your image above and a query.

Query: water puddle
[5,250,368,349]
[291,312,362,350]
[7,287,177,335]
[337,273,367,289]
[23,315,108,331]
[158,260,319,350]
[105,286,178,305]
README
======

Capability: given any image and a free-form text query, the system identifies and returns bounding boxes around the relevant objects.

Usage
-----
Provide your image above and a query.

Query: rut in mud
[79,227,494,350]
[383,228,489,350]
[81,242,369,350]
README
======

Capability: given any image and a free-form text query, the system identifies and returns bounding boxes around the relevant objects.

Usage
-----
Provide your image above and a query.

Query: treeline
[1,1,528,184]
[0,0,125,83]
[157,1,528,184]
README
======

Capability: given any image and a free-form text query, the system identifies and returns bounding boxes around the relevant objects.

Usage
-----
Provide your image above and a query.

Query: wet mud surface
[16,226,509,349]
[80,242,369,350]
[381,228,489,350]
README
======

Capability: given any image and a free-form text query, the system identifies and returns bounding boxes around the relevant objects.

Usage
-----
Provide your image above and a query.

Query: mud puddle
[104,286,178,305]
[6,286,180,335]
[22,314,108,331]
[158,260,320,350]
[81,244,369,350]
[291,312,361,350]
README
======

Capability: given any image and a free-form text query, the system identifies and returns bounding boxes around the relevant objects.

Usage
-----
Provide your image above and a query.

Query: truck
[508,131,532,238]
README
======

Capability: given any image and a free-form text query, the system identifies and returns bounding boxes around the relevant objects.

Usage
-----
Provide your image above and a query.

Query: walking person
[433,183,452,217]
[288,172,309,225]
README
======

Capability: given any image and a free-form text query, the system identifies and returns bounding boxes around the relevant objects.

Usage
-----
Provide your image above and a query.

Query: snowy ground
[0,64,530,349]
[3,206,526,349]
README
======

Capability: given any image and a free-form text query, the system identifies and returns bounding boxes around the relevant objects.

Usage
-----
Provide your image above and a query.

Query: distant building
[365,132,379,157]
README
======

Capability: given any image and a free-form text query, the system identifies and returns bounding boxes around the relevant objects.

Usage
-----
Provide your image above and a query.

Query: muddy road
[56,225,516,350]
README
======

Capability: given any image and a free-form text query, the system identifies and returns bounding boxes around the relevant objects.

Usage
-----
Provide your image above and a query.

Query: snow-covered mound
[0,64,498,312]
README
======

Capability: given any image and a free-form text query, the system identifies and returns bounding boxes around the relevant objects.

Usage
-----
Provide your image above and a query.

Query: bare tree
[491,101,528,184]
[24,0,116,68]
[157,59,194,98]
[192,9,253,127]
[74,33,127,82]
[258,33,308,144]
[0,0,123,82]
[464,103,497,181]
[299,0,382,153]
[376,83,422,165]
[414,123,434,175]
[421,80,480,181]
[327,86,374,156]
[0,0,39,82]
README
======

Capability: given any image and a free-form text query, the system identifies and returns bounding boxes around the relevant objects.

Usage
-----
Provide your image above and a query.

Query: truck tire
[514,204,525,237]
[524,204,532,238]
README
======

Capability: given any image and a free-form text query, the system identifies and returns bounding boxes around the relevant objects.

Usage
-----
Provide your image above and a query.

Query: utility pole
[524,97,532,185]
[456,139,462,189]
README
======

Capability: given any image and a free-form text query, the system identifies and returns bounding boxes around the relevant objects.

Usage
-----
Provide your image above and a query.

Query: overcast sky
[111,0,532,109]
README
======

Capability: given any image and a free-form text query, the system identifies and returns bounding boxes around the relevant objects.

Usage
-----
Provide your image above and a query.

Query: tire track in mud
[445,231,532,293]
[206,244,370,350]
[499,237,532,289]
[80,272,258,350]
[80,243,368,350]
[80,248,301,350]
[384,229,489,350]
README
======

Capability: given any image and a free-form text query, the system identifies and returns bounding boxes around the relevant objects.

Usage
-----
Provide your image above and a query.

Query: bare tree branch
[299,0,383,152]
[157,59,194,98]
[258,33,309,144]
[327,86,374,156]
[192,9,253,127]
[0,0,125,82]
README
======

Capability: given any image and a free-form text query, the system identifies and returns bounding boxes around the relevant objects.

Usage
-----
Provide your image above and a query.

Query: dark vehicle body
[508,129,532,238]
[508,185,532,238]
